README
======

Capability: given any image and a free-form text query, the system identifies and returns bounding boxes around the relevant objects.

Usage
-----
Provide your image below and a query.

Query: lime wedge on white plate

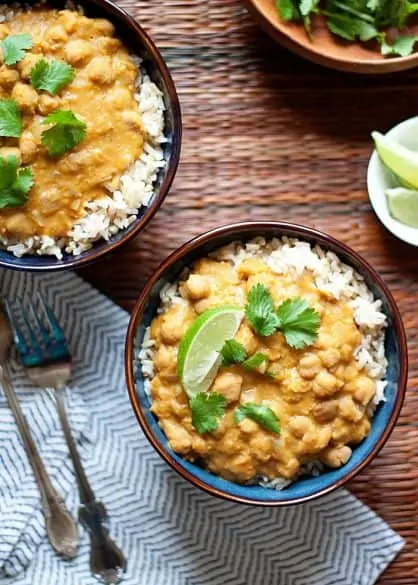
[386,187,418,228]
[177,306,244,399]
[372,131,418,189]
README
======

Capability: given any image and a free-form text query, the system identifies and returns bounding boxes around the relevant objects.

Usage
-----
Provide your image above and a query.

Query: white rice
[0,4,166,258]
[137,237,389,490]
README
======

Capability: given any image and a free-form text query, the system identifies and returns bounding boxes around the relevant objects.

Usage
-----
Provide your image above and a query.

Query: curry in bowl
[139,237,388,489]
[0,3,165,258]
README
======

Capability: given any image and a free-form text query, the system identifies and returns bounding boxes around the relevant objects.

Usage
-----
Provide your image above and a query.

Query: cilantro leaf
[276,297,320,349]
[0,99,21,138]
[0,156,33,208]
[190,392,227,434]
[234,403,281,434]
[276,0,301,20]
[242,352,269,371]
[380,34,418,57]
[220,339,247,366]
[41,110,86,157]
[30,59,74,95]
[245,284,280,337]
[1,34,33,66]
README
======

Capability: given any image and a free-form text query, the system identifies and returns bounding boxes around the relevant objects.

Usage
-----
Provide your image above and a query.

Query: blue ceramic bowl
[125,222,407,506]
[0,0,181,271]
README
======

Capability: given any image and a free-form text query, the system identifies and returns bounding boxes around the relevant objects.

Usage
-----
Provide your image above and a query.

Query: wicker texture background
[80,1,418,583]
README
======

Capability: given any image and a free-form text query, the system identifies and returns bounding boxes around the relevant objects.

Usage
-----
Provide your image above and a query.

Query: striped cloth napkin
[0,268,404,585]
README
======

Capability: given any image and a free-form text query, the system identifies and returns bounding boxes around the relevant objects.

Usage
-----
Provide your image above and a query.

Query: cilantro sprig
[220,339,247,366]
[245,284,320,348]
[1,34,33,66]
[234,403,281,434]
[190,392,227,434]
[0,156,33,208]
[41,110,87,157]
[0,99,21,138]
[245,283,280,336]
[220,340,270,372]
[275,0,418,57]
[30,59,75,95]
[276,297,321,349]
[242,352,269,371]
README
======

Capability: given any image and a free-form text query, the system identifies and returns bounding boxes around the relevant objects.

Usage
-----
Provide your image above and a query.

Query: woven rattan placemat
[81,2,418,582]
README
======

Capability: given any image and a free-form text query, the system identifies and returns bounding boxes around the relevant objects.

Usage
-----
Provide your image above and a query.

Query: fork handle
[54,387,95,504]
[0,367,79,558]
[55,388,126,583]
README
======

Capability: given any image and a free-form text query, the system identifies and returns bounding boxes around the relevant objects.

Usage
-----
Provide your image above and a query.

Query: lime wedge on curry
[177,306,244,399]
[386,187,418,228]
[372,131,418,189]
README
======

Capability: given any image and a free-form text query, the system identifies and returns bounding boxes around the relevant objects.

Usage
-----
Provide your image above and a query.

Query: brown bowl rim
[243,0,418,74]
[0,0,182,271]
[125,221,408,506]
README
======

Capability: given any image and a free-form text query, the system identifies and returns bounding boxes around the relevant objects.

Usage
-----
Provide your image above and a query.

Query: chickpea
[107,87,132,110]
[351,376,376,406]
[0,67,19,88]
[340,343,354,361]
[249,435,272,461]
[339,396,363,422]
[37,94,59,116]
[11,82,38,114]
[238,418,259,433]
[298,353,322,379]
[164,421,192,454]
[184,274,210,300]
[0,147,21,162]
[309,426,332,452]
[153,345,176,372]
[343,364,358,382]
[212,371,243,403]
[288,415,313,440]
[4,212,35,235]
[44,25,68,44]
[221,428,242,454]
[86,56,114,84]
[319,348,341,368]
[17,53,43,80]
[20,130,38,164]
[313,400,338,423]
[65,39,93,67]
[235,323,259,355]
[0,23,10,41]
[312,370,342,398]
[95,36,122,55]
[121,110,143,130]
[58,10,78,33]
[92,18,115,37]
[322,445,352,468]
[229,453,255,481]
[192,436,208,456]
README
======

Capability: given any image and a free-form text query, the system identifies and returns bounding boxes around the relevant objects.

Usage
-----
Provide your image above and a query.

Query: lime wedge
[372,131,418,189]
[386,187,418,228]
[177,306,244,399]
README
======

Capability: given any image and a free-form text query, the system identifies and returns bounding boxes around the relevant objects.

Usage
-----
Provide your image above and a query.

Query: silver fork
[6,295,126,585]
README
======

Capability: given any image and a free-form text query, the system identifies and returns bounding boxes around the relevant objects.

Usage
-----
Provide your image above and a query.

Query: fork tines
[5,295,70,368]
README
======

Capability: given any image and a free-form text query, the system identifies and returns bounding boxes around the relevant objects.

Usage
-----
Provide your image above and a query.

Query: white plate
[367,115,418,247]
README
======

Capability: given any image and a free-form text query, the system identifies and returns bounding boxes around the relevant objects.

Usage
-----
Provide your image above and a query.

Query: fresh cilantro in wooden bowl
[244,0,418,73]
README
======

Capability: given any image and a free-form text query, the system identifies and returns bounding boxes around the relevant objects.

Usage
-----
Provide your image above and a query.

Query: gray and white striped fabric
[0,269,404,585]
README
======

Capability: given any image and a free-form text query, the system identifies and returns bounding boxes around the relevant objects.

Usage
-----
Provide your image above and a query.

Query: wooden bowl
[244,0,418,74]
[125,221,408,506]
[0,0,181,271]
